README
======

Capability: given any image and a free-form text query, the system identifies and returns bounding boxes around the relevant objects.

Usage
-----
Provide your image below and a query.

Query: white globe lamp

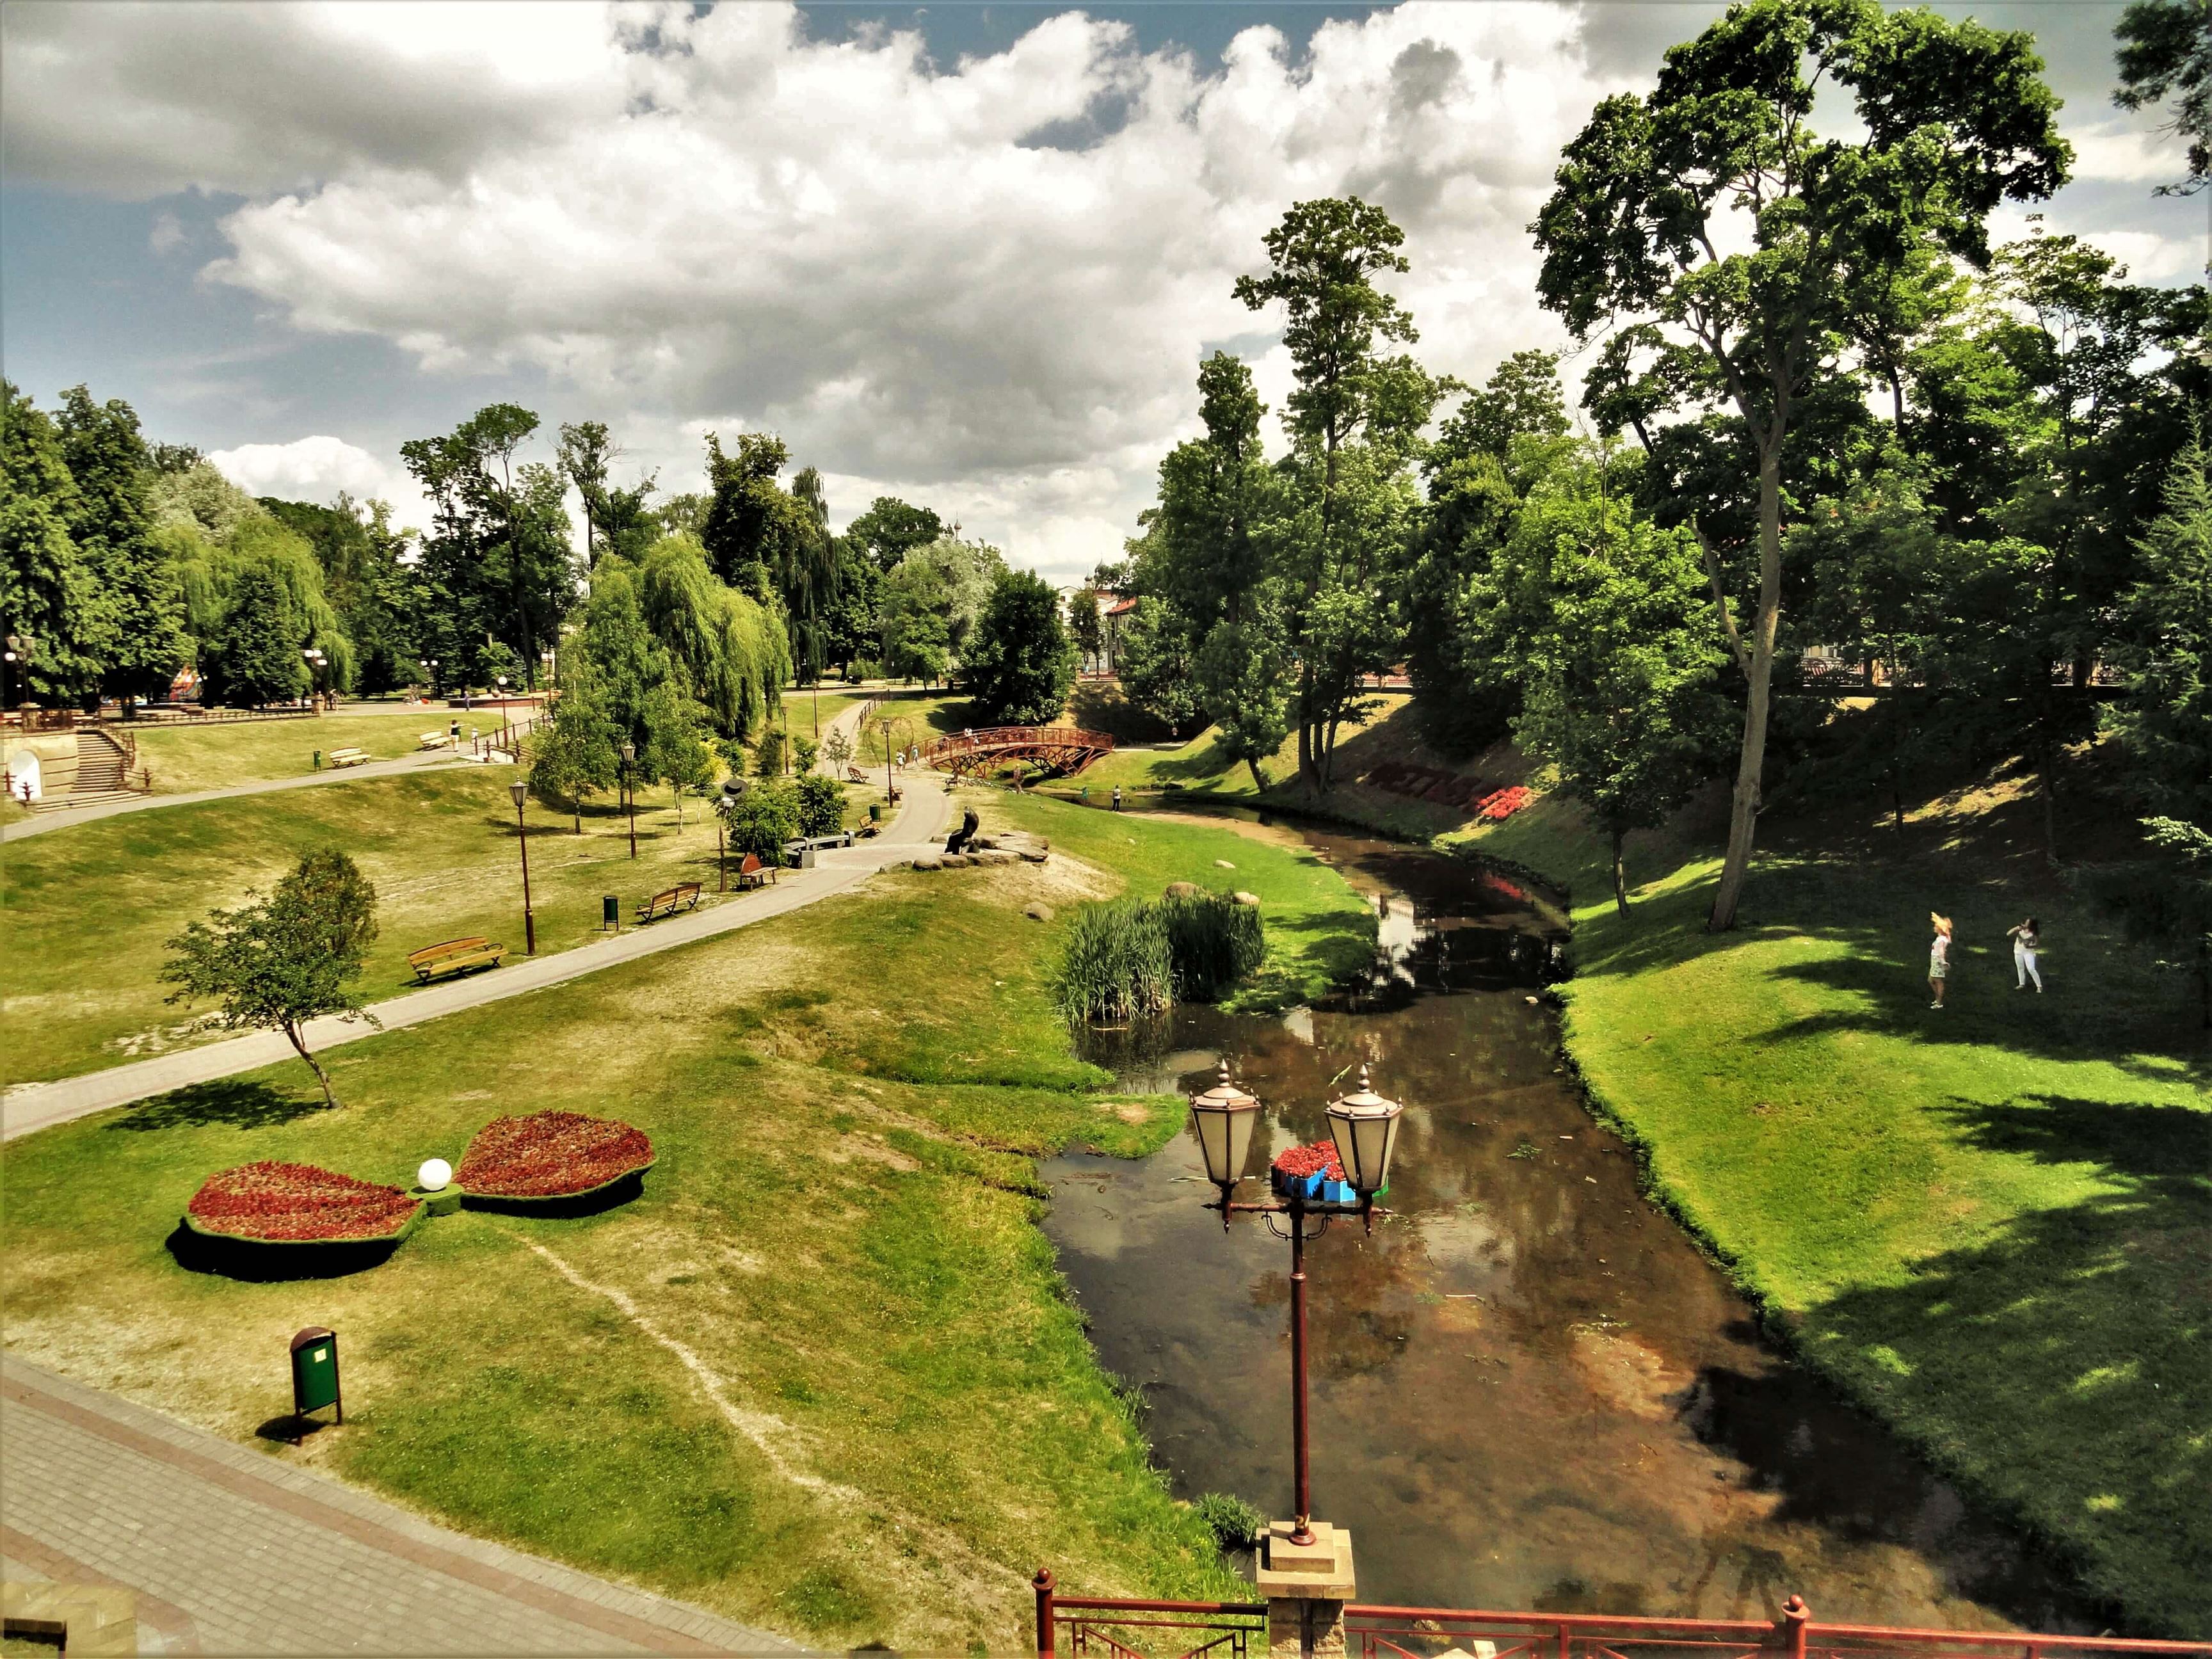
[417,1157,454,1192]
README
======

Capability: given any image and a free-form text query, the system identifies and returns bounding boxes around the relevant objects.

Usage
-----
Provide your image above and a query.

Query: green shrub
[1158,892,1263,1000]
[1192,1492,1264,1552]
[1050,892,1265,1026]
[1050,899,1173,1027]
[795,773,846,836]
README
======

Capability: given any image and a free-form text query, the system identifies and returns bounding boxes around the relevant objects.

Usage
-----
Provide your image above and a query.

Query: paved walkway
[1,1354,806,1655]
[2,746,480,841]
[2,783,952,1141]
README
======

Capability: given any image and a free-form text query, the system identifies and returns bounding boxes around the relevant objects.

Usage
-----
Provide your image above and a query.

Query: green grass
[1,801,1374,1648]
[1041,695,1413,802]
[1,767,744,1086]
[1451,794,2211,1637]
[127,712,460,794]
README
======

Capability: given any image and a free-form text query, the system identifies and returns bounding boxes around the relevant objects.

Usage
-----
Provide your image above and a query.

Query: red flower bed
[1474,785,1534,824]
[1271,1141,1346,1182]
[456,1111,655,1199]
[186,1162,419,1244]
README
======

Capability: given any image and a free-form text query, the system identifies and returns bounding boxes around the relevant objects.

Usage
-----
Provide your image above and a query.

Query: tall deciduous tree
[0,382,104,701]
[846,497,945,573]
[963,568,1078,724]
[2114,0,2211,197]
[56,385,188,700]
[529,671,620,831]
[2107,438,2212,826]
[1534,0,2069,929]
[163,849,380,1109]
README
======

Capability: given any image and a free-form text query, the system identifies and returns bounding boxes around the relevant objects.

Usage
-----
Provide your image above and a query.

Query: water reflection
[1043,829,2096,1631]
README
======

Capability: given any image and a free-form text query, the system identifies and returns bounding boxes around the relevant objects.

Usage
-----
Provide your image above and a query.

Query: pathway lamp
[620,740,638,860]
[1185,1059,1404,1562]
[495,675,510,741]
[509,778,537,955]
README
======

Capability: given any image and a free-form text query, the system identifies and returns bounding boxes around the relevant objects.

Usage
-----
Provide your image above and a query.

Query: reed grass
[1158,891,1264,1000]
[1051,891,1265,1027]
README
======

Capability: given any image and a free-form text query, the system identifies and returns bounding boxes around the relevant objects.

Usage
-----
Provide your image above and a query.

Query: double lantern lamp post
[1186,1061,1405,1550]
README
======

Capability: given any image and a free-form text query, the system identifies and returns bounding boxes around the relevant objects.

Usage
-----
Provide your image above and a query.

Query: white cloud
[205,435,431,535]
[12,1,2201,585]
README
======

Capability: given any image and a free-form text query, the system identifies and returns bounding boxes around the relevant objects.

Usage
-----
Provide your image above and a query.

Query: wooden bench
[326,747,370,769]
[636,881,703,923]
[408,936,506,982]
[734,853,776,891]
[845,766,869,784]
[419,730,450,750]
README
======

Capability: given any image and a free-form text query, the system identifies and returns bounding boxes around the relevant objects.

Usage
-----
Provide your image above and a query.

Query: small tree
[792,734,821,774]
[717,777,800,860]
[1069,586,1106,672]
[822,726,854,774]
[752,726,789,778]
[796,772,846,837]
[2106,439,2212,825]
[963,568,1078,724]
[1118,595,1205,738]
[529,685,618,832]
[1196,616,1293,791]
[642,682,714,828]
[162,849,380,1109]
[2092,818,2212,1027]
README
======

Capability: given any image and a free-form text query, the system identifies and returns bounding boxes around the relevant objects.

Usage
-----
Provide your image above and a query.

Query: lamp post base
[1256,1519,1355,1659]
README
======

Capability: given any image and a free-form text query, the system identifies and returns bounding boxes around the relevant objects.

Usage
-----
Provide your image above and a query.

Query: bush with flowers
[185,1162,421,1244]
[456,1110,655,1201]
[1474,785,1534,824]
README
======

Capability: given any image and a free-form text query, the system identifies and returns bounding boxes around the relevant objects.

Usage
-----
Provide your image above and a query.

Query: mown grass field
[1041,695,1412,802]
[1452,796,2212,1637]
[1,767,741,1086]
[128,710,463,794]
[1,794,1375,1649]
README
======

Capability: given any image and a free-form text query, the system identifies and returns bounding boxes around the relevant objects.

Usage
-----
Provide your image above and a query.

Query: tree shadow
[112,1079,328,1134]
[166,1221,401,1281]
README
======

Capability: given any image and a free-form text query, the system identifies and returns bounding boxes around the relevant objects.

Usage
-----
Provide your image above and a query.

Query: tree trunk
[1707,437,1785,932]
[284,1020,338,1110]
[1611,828,1630,919]
[1246,757,1269,792]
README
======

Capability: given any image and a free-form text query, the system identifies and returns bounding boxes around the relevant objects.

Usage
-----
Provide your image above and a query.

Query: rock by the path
[1024,902,1055,922]
[1233,891,1262,907]
[910,854,942,871]
[1163,880,1203,899]
[1215,858,1235,869]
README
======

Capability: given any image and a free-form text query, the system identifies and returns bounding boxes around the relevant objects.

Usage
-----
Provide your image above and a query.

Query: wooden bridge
[921,725,1115,780]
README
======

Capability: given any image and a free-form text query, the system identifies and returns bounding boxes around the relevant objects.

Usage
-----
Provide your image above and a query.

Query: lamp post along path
[509,779,536,954]
[1187,1061,1404,1658]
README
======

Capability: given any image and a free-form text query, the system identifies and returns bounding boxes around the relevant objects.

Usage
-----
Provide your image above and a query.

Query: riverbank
[0,793,1377,1649]
[1070,714,2206,1636]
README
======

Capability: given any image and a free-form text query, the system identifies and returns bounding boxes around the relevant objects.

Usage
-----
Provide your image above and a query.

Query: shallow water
[1041,828,2095,1629]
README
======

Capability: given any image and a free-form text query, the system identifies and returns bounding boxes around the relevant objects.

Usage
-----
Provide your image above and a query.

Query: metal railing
[922,726,1116,776]
[1031,1578,2212,1659]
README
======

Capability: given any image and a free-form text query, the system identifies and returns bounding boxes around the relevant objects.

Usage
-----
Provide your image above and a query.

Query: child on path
[1928,913,1953,1009]
[2007,917,2044,992]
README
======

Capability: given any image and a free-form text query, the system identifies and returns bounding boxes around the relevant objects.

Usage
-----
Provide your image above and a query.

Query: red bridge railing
[1031,1575,2212,1659]
[922,726,1116,776]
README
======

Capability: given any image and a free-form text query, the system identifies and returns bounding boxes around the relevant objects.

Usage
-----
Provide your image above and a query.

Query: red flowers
[1272,1141,1346,1182]
[186,1162,419,1244]
[1475,785,1534,824]
[456,1110,654,1199]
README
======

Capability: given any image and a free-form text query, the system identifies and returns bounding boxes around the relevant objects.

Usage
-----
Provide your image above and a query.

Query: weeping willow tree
[162,514,355,700]
[633,534,790,739]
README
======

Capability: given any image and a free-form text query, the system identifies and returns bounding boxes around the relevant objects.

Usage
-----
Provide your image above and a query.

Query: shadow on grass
[1801,1095,2212,1635]
[166,1221,401,1280]
[460,1171,646,1217]
[112,1078,328,1134]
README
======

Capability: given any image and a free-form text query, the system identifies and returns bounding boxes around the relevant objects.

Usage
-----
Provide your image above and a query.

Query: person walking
[2007,917,2044,992]
[1928,913,1953,1009]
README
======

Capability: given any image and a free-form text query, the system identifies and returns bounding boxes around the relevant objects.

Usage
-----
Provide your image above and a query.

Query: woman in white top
[2007,917,2043,992]
[1928,913,1953,1009]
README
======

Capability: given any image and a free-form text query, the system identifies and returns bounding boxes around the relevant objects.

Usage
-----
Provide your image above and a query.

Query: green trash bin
[603,894,620,933]
[869,803,882,822]
[289,1326,341,1439]
[313,749,323,770]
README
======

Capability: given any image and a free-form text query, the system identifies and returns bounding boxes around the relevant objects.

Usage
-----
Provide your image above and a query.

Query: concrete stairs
[29,730,143,813]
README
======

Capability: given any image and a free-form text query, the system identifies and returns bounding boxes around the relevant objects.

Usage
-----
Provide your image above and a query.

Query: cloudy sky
[3,1,2204,584]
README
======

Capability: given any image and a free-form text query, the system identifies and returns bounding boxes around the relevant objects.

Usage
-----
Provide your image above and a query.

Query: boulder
[940,853,973,868]
[1024,902,1055,922]
[1215,859,1236,869]
[1163,880,1203,900]
[1233,891,1262,907]
[910,854,942,872]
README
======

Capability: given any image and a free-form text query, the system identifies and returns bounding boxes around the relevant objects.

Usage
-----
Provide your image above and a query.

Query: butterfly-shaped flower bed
[455,1110,655,1205]
[1270,1141,1357,1206]
[185,1162,422,1246]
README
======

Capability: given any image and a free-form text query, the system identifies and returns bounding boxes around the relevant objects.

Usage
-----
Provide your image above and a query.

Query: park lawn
[1454,796,2211,1636]
[857,693,975,765]
[1041,695,1413,802]
[0,803,1371,1648]
[128,712,454,794]
[1,767,748,1087]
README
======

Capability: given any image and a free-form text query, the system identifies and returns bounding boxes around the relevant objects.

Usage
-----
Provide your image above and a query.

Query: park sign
[289,1327,342,1438]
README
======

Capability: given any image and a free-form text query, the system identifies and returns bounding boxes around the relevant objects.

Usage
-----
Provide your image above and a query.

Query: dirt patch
[1569,1327,1693,1422]
[821,1133,923,1173]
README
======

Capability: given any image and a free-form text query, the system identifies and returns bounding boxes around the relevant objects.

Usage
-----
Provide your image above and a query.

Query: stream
[1041,824,2094,1630]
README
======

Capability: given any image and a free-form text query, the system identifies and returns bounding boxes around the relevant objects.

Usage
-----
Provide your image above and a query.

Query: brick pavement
[1,1355,808,1655]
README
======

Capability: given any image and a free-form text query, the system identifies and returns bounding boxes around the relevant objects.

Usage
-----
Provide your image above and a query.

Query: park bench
[845,766,869,784]
[326,747,370,769]
[408,936,507,982]
[734,853,775,891]
[419,730,450,750]
[636,882,703,923]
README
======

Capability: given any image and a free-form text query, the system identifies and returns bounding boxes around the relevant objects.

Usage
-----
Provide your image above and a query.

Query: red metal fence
[1032,1576,2212,1659]
[922,726,1116,778]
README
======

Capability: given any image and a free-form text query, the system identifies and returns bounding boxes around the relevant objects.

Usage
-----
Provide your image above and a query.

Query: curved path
[2,781,952,1141]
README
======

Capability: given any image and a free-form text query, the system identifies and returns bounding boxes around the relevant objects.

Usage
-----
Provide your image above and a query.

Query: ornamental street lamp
[495,675,510,741]
[302,647,326,707]
[1187,1060,1404,1550]
[508,778,537,954]
[620,739,638,860]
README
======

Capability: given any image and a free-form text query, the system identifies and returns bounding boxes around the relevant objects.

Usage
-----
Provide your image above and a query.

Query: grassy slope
[129,712,457,794]
[1,796,1373,1649]
[1461,797,2211,1636]
[2,768,745,1086]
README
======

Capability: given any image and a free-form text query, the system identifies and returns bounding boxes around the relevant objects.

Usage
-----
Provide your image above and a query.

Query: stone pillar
[1255,1520,1356,1659]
